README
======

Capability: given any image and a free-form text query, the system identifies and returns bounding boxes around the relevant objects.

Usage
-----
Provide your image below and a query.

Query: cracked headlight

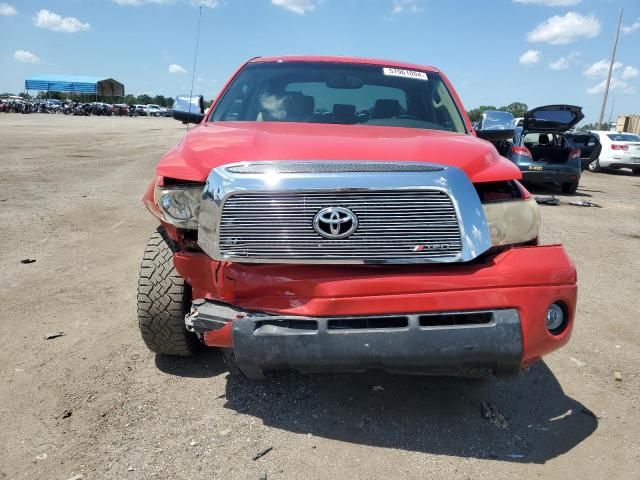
[482,198,541,246]
[154,184,204,230]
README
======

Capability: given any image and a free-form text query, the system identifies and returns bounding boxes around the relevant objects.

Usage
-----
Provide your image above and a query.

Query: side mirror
[172,95,204,124]
[475,110,515,142]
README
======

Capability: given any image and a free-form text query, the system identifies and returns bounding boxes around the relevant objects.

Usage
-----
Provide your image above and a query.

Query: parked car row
[0,99,171,117]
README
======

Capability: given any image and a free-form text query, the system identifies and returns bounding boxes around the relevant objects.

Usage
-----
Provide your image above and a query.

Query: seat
[538,134,550,146]
[258,92,314,122]
[332,104,356,124]
[285,94,315,121]
[372,99,401,119]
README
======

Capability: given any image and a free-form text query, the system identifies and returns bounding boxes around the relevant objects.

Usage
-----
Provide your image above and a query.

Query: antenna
[187,6,203,133]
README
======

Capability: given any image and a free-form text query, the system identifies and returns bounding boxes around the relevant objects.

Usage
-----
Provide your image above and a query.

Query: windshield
[210,62,466,133]
[607,133,640,142]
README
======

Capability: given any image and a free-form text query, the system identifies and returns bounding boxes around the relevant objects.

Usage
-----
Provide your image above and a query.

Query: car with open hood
[504,105,584,194]
[138,56,577,380]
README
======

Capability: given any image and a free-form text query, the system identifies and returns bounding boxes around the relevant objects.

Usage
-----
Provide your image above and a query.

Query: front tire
[561,182,578,194]
[137,228,200,356]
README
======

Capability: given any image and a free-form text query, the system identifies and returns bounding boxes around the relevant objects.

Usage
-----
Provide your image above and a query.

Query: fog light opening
[546,302,568,335]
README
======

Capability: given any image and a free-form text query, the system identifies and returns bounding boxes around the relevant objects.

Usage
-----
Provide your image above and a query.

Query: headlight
[154,184,204,230]
[482,198,540,246]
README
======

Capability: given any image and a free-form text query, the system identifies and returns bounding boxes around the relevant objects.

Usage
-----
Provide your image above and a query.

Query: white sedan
[145,104,164,117]
[589,130,640,174]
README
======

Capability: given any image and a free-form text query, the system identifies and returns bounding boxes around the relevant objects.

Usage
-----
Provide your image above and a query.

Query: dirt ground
[0,114,638,480]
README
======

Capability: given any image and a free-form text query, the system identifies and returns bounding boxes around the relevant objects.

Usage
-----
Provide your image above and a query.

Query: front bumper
[187,305,523,379]
[175,245,577,378]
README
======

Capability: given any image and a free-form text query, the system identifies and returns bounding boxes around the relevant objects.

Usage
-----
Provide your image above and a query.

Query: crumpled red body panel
[173,245,576,364]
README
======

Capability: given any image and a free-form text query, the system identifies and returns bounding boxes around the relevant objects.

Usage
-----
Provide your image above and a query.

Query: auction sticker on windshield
[382,67,428,81]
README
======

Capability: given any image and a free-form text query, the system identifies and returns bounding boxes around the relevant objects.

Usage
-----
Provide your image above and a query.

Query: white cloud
[622,17,640,35]
[169,64,187,74]
[514,0,581,6]
[271,0,316,14]
[392,0,424,14]
[113,0,173,5]
[191,0,220,6]
[583,59,622,78]
[527,11,600,44]
[14,50,40,64]
[0,2,17,16]
[586,77,635,95]
[549,57,569,70]
[549,51,580,70]
[34,9,90,33]
[622,66,639,80]
[519,49,541,65]
[113,0,219,6]
[584,60,638,95]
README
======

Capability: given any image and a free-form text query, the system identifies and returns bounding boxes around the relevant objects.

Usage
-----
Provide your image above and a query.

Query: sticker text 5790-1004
[382,68,428,81]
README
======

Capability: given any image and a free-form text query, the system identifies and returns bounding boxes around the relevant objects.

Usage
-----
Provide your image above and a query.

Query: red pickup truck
[139,56,576,380]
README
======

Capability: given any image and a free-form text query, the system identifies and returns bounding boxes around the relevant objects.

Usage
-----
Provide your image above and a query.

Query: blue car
[505,105,584,194]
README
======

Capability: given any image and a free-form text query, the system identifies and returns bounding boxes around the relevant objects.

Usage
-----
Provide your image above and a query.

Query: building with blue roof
[24,75,124,97]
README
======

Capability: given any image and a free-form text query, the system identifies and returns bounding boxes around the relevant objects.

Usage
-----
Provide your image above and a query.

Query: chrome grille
[218,190,462,261]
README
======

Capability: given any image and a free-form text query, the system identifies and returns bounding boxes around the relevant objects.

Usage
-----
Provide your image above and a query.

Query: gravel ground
[0,114,638,480]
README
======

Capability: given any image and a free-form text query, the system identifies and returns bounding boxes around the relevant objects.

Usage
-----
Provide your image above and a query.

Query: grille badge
[313,207,358,239]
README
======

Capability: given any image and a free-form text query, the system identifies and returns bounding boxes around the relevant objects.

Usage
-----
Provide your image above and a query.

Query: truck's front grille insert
[254,319,318,335]
[218,190,462,261]
[327,316,408,330]
[419,312,493,327]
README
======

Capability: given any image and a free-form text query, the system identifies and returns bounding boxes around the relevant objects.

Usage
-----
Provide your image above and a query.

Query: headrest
[285,93,315,120]
[373,99,401,119]
[332,104,356,123]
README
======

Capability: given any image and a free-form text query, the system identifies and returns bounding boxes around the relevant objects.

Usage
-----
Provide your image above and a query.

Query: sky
[1,0,639,123]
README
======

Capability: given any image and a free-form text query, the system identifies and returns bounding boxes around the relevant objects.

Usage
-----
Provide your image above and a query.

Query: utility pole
[608,96,616,127]
[597,8,622,129]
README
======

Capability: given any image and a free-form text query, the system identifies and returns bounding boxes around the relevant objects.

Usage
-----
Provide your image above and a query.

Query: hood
[157,122,521,183]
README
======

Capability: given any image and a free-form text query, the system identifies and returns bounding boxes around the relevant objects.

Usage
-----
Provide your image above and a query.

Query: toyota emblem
[313,207,358,239]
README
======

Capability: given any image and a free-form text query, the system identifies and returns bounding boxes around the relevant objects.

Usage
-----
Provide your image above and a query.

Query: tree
[467,105,497,123]
[500,102,528,118]
[578,122,606,131]
[467,102,529,123]
[123,94,137,106]
[152,95,168,107]
[136,94,152,105]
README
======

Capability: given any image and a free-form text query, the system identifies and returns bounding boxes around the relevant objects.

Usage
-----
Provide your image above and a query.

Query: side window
[572,135,586,147]
[214,82,252,121]
[523,133,539,146]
